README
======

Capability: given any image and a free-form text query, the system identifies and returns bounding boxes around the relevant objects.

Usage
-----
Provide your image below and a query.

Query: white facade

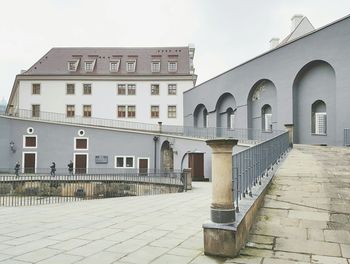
[16,77,193,125]
[8,46,196,126]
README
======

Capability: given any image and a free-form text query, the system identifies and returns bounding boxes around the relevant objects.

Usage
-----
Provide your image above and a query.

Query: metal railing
[0,171,185,207]
[345,128,350,146]
[1,108,284,143]
[232,131,290,211]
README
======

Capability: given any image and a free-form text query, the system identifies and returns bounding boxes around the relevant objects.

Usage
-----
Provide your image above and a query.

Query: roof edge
[185,13,350,94]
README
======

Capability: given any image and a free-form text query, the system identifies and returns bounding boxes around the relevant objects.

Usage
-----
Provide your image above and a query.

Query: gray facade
[0,117,211,178]
[184,15,350,146]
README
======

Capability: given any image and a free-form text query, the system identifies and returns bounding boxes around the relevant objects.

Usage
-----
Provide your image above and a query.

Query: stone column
[203,139,238,257]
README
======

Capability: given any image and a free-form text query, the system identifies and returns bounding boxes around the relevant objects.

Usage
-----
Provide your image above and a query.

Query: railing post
[203,138,238,257]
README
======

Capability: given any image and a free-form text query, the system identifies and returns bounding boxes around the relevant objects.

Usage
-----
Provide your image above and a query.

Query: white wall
[18,79,194,125]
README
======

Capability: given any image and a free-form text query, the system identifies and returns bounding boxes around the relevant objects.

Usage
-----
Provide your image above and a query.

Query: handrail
[1,108,285,143]
[232,131,290,211]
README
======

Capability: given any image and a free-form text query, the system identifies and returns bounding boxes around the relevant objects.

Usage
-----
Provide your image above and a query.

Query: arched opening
[193,104,208,128]
[247,79,277,131]
[311,100,327,135]
[215,93,236,128]
[160,140,174,171]
[261,104,272,131]
[293,60,335,144]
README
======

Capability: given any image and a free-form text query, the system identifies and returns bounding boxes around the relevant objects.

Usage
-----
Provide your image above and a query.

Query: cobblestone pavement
[227,145,350,264]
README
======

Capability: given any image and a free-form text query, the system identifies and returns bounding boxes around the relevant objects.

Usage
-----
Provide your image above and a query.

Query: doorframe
[74,153,89,174]
[22,151,37,173]
[137,157,150,170]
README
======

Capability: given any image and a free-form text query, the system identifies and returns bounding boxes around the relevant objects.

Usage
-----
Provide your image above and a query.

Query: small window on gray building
[312,100,327,135]
[262,104,272,132]
[75,138,88,150]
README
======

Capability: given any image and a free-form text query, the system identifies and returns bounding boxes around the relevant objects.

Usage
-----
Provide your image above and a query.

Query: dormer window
[84,60,96,72]
[151,61,160,72]
[110,60,120,72]
[126,60,136,72]
[168,61,177,72]
[68,60,79,72]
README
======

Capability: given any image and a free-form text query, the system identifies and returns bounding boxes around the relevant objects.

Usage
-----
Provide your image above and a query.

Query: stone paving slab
[0,145,350,264]
[231,145,350,264]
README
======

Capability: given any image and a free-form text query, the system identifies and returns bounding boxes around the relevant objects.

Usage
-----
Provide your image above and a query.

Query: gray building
[183,14,350,146]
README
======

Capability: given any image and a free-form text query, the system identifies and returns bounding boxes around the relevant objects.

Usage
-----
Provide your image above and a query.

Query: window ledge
[311,133,327,136]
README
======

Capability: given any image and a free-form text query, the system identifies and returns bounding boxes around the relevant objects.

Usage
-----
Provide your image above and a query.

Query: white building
[7,46,196,125]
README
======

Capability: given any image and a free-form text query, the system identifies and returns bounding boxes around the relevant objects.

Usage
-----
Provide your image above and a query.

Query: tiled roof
[23,47,192,76]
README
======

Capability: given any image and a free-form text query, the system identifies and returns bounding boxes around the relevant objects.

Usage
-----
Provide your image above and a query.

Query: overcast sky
[1,0,350,101]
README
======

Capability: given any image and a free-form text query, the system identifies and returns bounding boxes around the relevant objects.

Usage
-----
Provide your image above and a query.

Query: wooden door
[188,153,204,181]
[138,159,148,174]
[75,154,87,174]
[24,153,35,173]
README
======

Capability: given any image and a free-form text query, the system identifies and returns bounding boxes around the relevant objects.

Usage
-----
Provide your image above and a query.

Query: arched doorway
[161,140,174,171]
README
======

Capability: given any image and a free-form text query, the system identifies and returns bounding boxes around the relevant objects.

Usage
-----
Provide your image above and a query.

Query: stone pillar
[203,139,238,257]
[284,124,294,146]
[183,168,192,190]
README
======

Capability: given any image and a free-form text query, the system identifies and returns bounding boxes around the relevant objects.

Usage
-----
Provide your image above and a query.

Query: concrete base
[203,223,237,257]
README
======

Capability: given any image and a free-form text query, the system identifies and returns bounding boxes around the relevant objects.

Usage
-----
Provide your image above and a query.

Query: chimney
[269,38,280,49]
[291,14,304,32]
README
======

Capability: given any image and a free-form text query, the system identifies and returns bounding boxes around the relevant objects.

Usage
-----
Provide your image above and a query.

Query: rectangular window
[25,136,37,148]
[264,114,272,132]
[85,61,93,72]
[151,61,160,72]
[116,157,124,168]
[151,105,159,118]
[125,157,134,167]
[66,105,75,117]
[115,156,134,168]
[32,105,40,117]
[32,84,40,95]
[110,61,120,72]
[127,105,136,118]
[168,61,177,72]
[230,114,235,129]
[168,84,177,95]
[168,105,176,118]
[117,105,126,118]
[66,83,75,95]
[75,138,88,150]
[68,60,78,71]
[117,84,126,95]
[83,105,92,117]
[126,61,136,72]
[315,113,327,135]
[151,84,159,95]
[127,84,136,95]
[83,84,92,95]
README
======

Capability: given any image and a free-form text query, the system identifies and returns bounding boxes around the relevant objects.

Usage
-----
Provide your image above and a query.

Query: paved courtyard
[0,145,350,263]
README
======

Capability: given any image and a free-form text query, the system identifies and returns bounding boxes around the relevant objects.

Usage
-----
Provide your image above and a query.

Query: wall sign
[95,155,108,164]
